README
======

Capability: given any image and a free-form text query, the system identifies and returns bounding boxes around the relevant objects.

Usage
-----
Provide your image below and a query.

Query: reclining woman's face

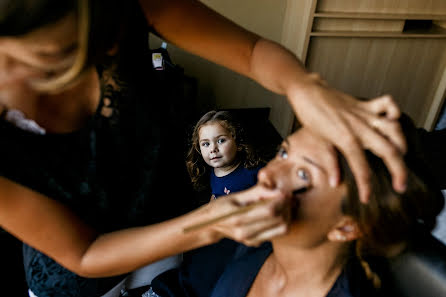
[258,128,359,248]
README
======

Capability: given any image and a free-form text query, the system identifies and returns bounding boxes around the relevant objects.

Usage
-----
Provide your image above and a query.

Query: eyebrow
[200,134,228,142]
[283,137,329,176]
[302,156,327,175]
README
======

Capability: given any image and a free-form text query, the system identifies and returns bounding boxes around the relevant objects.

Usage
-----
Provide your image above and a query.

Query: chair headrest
[389,230,446,297]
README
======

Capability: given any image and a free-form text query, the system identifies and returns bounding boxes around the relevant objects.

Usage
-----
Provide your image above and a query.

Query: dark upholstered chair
[388,230,446,297]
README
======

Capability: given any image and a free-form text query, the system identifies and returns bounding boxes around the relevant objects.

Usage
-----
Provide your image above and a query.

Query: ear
[327,216,361,243]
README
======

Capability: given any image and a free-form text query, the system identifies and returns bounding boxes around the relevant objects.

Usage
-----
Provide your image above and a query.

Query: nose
[258,162,291,191]
[258,161,308,193]
[210,143,218,153]
[258,167,276,189]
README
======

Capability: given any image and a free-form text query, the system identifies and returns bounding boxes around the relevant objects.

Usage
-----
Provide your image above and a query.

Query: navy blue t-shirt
[210,165,261,198]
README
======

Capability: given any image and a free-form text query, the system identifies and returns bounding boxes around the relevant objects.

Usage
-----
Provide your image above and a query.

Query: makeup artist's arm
[139,0,407,202]
[0,177,286,277]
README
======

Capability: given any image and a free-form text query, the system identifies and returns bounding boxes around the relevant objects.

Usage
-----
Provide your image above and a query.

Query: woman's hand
[288,75,407,202]
[200,185,290,246]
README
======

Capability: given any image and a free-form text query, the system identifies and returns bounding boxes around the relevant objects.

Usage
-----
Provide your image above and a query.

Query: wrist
[285,72,328,112]
[188,203,224,246]
[287,72,325,97]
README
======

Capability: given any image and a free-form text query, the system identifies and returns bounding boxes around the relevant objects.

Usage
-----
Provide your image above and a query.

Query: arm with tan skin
[139,0,407,202]
[0,176,286,278]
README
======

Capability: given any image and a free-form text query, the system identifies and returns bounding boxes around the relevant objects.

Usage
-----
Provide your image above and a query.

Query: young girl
[186,110,264,200]
[181,110,266,297]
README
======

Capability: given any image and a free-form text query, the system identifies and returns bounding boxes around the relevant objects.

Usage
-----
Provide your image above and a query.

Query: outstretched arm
[139,0,407,202]
[0,177,286,277]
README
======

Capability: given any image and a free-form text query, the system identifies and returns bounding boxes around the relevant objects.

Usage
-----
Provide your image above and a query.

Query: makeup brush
[183,199,270,233]
[183,187,308,233]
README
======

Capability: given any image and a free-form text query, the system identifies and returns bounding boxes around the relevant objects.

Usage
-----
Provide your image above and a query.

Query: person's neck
[38,68,100,133]
[213,161,241,177]
[7,67,99,134]
[267,239,347,296]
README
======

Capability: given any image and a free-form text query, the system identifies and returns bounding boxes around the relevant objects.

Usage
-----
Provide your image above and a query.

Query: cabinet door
[284,0,446,129]
[306,37,446,127]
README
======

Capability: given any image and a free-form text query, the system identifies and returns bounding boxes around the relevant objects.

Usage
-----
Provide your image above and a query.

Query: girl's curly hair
[186,110,263,191]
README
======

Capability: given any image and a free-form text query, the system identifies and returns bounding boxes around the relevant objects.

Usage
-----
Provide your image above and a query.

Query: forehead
[198,122,229,139]
[283,129,314,155]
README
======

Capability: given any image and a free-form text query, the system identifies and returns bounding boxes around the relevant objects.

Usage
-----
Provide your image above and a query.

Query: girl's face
[198,122,238,173]
[0,13,78,94]
[258,129,351,248]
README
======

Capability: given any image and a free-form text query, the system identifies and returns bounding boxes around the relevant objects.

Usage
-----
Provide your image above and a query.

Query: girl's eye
[201,142,210,147]
[217,138,226,144]
[277,147,288,159]
[297,168,310,182]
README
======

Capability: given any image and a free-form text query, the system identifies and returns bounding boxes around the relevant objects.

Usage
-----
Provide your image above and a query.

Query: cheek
[295,188,344,225]
[199,147,208,157]
[0,76,39,103]
[225,142,238,156]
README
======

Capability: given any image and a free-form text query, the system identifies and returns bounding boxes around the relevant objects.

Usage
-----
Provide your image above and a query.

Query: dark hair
[186,110,263,191]
[340,151,444,287]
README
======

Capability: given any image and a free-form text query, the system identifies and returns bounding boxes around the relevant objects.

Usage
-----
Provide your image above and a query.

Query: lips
[211,156,222,161]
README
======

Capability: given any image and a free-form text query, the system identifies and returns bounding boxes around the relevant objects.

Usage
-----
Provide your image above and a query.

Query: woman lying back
[151,127,443,297]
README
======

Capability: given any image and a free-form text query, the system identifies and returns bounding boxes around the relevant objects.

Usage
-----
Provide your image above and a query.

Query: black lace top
[0,15,195,297]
